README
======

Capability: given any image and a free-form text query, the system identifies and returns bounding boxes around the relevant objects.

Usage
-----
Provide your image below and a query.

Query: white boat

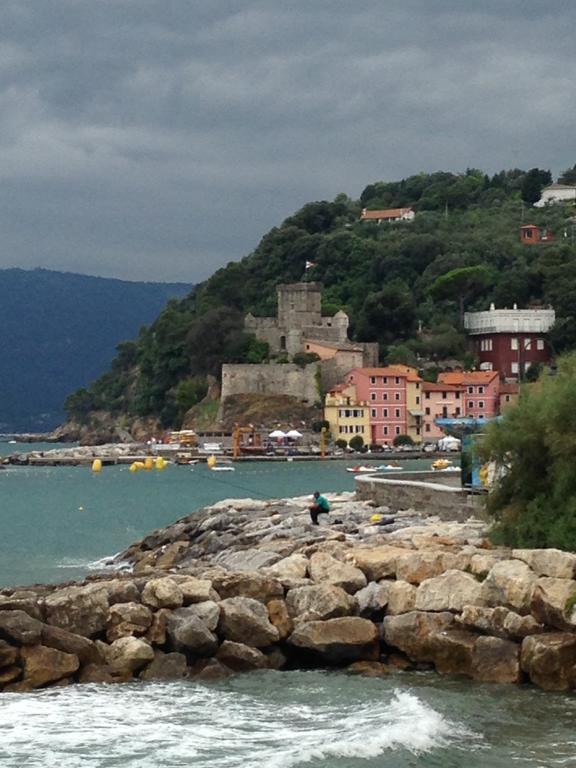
[346,465,378,474]
[210,465,235,472]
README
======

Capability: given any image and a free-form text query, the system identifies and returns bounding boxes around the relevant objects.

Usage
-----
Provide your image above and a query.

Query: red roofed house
[437,371,500,420]
[360,207,415,224]
[422,381,463,440]
[519,224,553,244]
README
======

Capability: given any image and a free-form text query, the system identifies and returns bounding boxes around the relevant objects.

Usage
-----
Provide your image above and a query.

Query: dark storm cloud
[0,1,574,281]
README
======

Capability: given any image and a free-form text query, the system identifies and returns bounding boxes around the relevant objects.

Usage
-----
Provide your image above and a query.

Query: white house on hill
[534,183,576,207]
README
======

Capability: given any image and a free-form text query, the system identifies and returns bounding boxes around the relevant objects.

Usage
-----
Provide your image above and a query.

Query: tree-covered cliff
[66,167,576,429]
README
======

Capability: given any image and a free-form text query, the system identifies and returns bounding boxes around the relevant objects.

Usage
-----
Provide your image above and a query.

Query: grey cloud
[0,1,574,281]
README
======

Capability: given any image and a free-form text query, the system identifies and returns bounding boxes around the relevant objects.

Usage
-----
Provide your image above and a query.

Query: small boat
[378,464,403,471]
[210,465,235,472]
[346,465,378,474]
[432,458,452,471]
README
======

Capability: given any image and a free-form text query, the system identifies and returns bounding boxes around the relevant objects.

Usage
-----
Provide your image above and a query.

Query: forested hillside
[66,166,576,430]
[0,269,190,432]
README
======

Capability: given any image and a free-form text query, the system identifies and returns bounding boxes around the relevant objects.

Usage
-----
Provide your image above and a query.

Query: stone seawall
[1,494,575,693]
[356,473,485,521]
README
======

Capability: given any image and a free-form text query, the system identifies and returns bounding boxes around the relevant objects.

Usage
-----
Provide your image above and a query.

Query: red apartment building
[437,371,500,419]
[464,304,555,380]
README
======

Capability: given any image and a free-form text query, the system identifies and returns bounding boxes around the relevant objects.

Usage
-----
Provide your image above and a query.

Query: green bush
[335,438,348,449]
[480,353,576,550]
[393,434,415,447]
[349,435,365,451]
[292,351,321,367]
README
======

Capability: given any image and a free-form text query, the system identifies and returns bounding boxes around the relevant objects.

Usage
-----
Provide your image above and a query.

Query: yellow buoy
[144,456,154,471]
[155,456,166,470]
[129,462,140,472]
[370,513,382,523]
[91,459,102,473]
[207,455,217,469]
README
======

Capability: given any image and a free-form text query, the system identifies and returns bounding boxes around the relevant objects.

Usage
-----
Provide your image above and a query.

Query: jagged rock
[45,584,110,638]
[513,549,576,579]
[530,577,576,631]
[166,608,219,656]
[212,572,283,603]
[0,639,18,667]
[521,633,576,691]
[141,578,184,609]
[265,554,309,580]
[155,541,190,569]
[176,577,220,604]
[472,636,520,684]
[457,605,543,640]
[106,602,153,642]
[140,651,188,681]
[216,641,269,671]
[395,551,449,585]
[355,582,389,619]
[78,664,116,684]
[189,658,232,681]
[180,601,221,632]
[0,665,21,685]
[346,660,388,677]
[21,644,80,688]
[469,552,510,578]
[351,546,410,581]
[41,623,102,665]
[0,610,43,645]
[214,548,282,571]
[481,560,537,614]
[309,552,367,594]
[415,570,483,612]
[105,637,155,674]
[146,608,171,645]
[383,611,454,662]
[385,581,417,615]
[101,579,141,605]
[287,617,379,664]
[0,593,43,620]
[501,609,544,639]
[428,629,477,676]
[218,597,280,647]
[267,599,293,640]
[286,584,356,622]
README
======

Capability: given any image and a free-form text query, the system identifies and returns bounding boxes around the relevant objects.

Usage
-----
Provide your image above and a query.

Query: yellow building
[324,385,370,445]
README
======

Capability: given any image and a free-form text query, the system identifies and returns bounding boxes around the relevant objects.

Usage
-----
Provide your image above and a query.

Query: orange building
[437,370,500,420]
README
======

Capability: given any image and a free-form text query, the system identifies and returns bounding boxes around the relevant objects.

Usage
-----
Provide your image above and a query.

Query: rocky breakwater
[0,493,575,693]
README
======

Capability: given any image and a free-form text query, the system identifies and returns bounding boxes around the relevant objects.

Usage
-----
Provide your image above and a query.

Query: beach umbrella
[286,429,303,439]
[268,430,286,439]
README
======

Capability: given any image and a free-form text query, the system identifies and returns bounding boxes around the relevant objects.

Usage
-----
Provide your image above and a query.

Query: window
[370,376,376,384]
[478,401,484,409]
[425,392,430,400]
[442,391,447,399]
[371,408,376,418]
[511,337,519,350]
[383,393,388,401]
[395,376,401,384]
[480,338,493,352]
[416,396,420,404]
[395,393,401,401]
[468,386,474,394]
[524,338,532,351]
[356,426,363,433]
[416,382,420,389]
[383,408,388,418]
[383,376,388,384]
[478,386,484,394]
[395,427,401,435]
[455,407,461,416]
[537,339,545,351]
[425,407,430,416]
[395,408,401,418]
[383,426,388,436]
[455,392,460,399]
[511,362,519,374]
[370,393,376,401]
[425,424,431,433]
[468,401,474,409]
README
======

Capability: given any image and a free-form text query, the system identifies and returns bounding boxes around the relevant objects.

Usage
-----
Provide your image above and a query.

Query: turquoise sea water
[1,449,574,767]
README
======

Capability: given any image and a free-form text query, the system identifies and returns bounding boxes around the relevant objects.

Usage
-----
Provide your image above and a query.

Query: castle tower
[277,283,322,330]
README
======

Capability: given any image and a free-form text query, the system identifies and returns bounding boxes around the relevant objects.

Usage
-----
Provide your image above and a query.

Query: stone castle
[221,283,378,405]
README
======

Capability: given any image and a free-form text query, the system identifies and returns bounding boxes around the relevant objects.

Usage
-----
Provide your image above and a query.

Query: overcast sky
[0,1,574,283]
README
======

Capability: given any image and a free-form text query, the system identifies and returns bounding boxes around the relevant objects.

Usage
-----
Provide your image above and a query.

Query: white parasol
[285,429,303,439]
[268,430,286,439]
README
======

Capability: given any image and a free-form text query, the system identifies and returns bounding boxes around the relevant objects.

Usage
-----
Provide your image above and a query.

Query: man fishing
[309,491,330,525]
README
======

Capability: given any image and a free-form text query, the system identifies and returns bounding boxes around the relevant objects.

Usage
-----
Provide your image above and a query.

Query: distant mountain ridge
[0,268,192,431]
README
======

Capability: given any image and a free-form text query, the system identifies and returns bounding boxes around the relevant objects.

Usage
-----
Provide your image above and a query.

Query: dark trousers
[309,503,327,525]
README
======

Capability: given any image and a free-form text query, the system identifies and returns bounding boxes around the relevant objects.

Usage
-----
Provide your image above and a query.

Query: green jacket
[315,495,330,512]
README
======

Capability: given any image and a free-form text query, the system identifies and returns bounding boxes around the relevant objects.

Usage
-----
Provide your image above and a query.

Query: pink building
[437,371,500,420]
[345,367,422,446]
[422,382,463,440]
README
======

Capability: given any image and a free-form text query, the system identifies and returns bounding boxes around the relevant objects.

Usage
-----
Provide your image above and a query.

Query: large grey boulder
[0,592,43,620]
[141,578,184,609]
[45,584,110,638]
[216,641,269,672]
[513,549,576,579]
[286,584,356,622]
[167,608,219,656]
[105,637,155,674]
[415,570,483,612]
[351,546,410,581]
[309,552,367,594]
[481,560,537,614]
[383,611,454,662]
[106,602,153,642]
[265,554,309,581]
[471,636,520,684]
[21,644,79,688]
[218,597,280,647]
[140,651,188,681]
[530,577,576,630]
[176,577,220,604]
[521,633,576,691]
[355,582,389,619]
[386,581,417,615]
[0,610,43,645]
[288,617,379,664]
[212,572,283,603]
[41,623,102,665]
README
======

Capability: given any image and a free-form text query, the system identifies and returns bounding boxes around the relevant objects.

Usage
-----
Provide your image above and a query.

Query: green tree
[559,164,576,185]
[430,265,492,324]
[521,168,552,204]
[393,434,415,447]
[349,435,365,451]
[480,354,576,550]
